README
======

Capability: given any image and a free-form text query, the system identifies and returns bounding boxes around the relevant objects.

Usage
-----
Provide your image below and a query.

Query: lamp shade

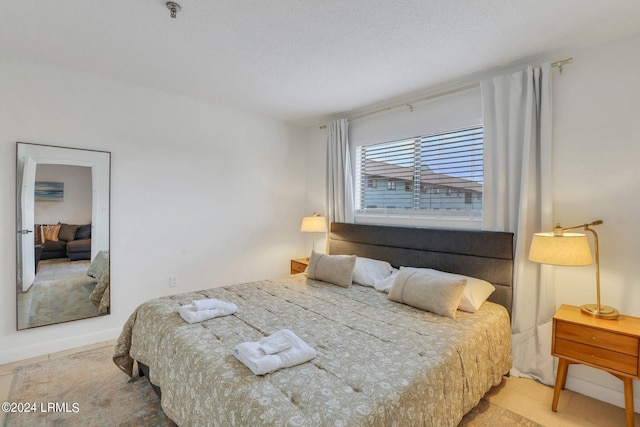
[528,232,593,266]
[300,216,327,233]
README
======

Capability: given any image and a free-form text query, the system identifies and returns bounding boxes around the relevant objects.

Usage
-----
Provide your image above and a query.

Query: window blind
[355,126,483,218]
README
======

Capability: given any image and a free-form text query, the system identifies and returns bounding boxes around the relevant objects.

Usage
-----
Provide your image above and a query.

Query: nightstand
[552,304,640,427]
[290,258,309,274]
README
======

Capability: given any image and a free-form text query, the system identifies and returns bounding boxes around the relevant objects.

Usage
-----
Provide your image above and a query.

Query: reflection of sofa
[35,223,91,261]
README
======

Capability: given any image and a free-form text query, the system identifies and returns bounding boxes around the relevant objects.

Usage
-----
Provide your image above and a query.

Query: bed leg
[137,361,162,399]
[137,361,145,377]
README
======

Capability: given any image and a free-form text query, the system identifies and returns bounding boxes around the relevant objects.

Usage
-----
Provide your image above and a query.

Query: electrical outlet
[169,275,177,288]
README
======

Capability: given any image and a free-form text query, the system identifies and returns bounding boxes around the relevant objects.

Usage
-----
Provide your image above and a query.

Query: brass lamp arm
[554,219,612,317]
[554,220,603,235]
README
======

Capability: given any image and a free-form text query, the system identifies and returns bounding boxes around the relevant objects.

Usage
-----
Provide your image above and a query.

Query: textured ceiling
[2,0,640,126]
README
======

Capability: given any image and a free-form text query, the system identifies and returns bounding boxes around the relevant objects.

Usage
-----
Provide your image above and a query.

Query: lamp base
[580,304,620,320]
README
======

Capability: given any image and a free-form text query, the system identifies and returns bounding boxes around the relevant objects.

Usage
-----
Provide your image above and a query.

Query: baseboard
[0,327,121,366]
[566,374,640,412]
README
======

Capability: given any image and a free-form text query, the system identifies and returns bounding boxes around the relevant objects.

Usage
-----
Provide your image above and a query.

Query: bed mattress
[114,274,511,426]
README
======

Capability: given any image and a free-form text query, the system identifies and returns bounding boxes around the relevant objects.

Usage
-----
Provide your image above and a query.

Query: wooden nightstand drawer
[290,258,309,274]
[555,321,639,356]
[555,337,638,376]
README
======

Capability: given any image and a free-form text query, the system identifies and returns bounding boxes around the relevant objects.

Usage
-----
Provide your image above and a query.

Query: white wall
[35,164,92,224]
[305,32,640,410]
[552,32,640,409]
[0,57,307,364]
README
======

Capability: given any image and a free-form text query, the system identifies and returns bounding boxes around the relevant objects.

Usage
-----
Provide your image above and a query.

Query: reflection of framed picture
[35,181,64,201]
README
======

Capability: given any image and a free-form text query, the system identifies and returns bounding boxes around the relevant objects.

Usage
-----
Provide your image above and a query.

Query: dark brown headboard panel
[328,222,514,315]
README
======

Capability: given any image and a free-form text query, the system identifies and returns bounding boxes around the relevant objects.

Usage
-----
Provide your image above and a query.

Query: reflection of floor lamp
[300,214,327,257]
[529,220,619,319]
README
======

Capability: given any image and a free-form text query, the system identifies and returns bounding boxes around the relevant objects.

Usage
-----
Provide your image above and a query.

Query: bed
[113,222,514,426]
[88,250,110,313]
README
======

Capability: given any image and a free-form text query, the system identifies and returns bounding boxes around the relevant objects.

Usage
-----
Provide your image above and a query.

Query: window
[355,126,483,219]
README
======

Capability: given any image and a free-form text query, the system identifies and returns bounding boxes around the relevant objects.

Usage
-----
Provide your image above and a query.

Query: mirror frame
[16,142,111,330]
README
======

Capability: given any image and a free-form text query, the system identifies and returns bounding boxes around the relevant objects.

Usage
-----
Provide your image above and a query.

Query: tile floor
[1,344,638,426]
[0,340,116,426]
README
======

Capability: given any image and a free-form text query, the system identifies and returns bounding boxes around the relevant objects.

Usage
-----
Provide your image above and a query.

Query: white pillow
[388,269,466,319]
[400,267,495,312]
[352,257,394,287]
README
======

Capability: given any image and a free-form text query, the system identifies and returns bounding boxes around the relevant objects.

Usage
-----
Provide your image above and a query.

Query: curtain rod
[319,57,572,129]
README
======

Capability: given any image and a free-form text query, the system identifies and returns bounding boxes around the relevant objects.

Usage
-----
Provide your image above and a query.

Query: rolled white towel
[374,268,399,293]
[192,298,226,311]
[232,329,316,376]
[178,301,237,324]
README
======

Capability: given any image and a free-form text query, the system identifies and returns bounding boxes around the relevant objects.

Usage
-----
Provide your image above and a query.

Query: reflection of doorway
[19,164,92,291]
[17,154,99,292]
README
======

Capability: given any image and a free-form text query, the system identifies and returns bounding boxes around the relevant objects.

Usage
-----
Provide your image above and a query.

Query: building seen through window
[355,126,483,218]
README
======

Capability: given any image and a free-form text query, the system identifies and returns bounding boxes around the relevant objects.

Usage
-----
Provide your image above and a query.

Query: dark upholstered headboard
[328,222,514,316]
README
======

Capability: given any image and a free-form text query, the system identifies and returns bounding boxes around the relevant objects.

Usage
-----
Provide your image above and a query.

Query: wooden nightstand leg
[623,377,634,427]
[552,358,569,412]
[559,364,568,390]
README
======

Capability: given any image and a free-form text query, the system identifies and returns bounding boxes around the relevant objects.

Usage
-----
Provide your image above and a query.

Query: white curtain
[326,119,354,224]
[481,63,556,385]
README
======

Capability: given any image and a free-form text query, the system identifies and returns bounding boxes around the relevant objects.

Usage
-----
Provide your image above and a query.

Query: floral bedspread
[114,274,511,427]
[88,250,109,313]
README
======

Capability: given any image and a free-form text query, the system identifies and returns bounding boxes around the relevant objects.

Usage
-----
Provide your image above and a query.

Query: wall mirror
[16,142,110,330]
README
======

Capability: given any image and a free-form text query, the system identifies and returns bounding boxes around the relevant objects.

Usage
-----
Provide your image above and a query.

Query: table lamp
[300,214,327,255]
[529,220,619,319]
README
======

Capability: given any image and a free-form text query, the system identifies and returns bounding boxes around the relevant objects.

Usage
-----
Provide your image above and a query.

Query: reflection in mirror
[16,142,110,330]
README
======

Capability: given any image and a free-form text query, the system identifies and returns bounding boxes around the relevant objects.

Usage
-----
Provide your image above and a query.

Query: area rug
[5,345,542,426]
[26,276,99,328]
[23,259,102,329]
[5,346,175,427]
[459,397,544,426]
